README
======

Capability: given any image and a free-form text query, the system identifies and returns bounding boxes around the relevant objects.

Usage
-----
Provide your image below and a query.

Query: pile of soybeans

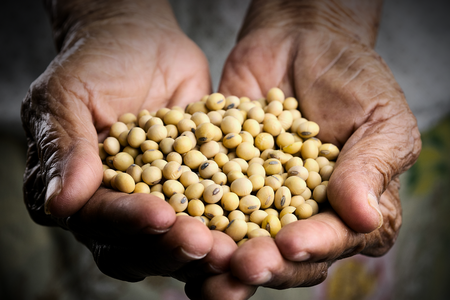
[99,88,339,245]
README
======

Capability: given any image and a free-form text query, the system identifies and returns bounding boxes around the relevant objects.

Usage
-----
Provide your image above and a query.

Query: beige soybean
[319,143,340,160]
[306,199,319,215]
[185,182,205,200]
[212,172,227,186]
[177,118,196,133]
[103,137,121,155]
[109,122,128,139]
[230,178,253,197]
[296,203,313,219]
[284,176,307,195]
[291,195,306,207]
[249,210,268,226]
[195,122,216,143]
[281,213,298,227]
[147,124,167,143]
[214,153,229,168]
[150,183,163,193]
[288,165,309,181]
[103,169,117,187]
[225,219,247,242]
[173,136,193,154]
[301,139,319,159]
[236,142,255,161]
[162,161,182,180]
[264,158,282,175]
[113,152,134,171]
[257,186,275,209]
[275,186,291,210]
[126,164,142,183]
[207,111,223,126]
[134,182,150,194]
[221,192,240,211]
[297,121,320,138]
[162,180,185,197]
[313,184,327,203]
[264,175,282,191]
[261,215,282,237]
[209,215,229,231]
[225,96,240,110]
[204,204,224,219]
[118,131,129,147]
[221,116,242,135]
[114,173,135,193]
[151,191,165,200]
[300,187,312,200]
[320,165,334,181]
[142,166,162,185]
[200,141,220,158]
[315,156,330,170]
[169,193,188,212]
[206,93,226,111]
[127,127,146,148]
[247,106,265,123]
[187,199,205,216]
[142,149,164,164]
[249,175,264,192]
[306,171,322,190]
[163,109,184,125]
[304,158,320,173]
[198,160,219,179]
[239,195,261,214]
[203,184,223,204]
[248,228,271,239]
[283,97,298,110]
[151,159,167,171]
[254,133,274,151]
[140,140,159,152]
[266,87,285,103]
[159,138,174,155]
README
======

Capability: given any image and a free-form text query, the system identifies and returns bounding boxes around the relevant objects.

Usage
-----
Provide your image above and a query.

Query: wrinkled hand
[187,26,421,298]
[20,1,237,282]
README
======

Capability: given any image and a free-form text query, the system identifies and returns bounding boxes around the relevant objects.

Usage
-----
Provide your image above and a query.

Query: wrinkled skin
[21,2,422,299]
[21,18,241,282]
[185,28,421,299]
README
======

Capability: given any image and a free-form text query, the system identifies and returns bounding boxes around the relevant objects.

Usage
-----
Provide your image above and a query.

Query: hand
[21,0,236,283]
[186,1,421,298]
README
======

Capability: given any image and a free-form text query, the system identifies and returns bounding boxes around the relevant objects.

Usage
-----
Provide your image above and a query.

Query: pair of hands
[21,0,421,299]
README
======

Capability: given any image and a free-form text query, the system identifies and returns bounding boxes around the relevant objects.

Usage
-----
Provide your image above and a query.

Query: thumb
[327,107,421,233]
[22,75,103,220]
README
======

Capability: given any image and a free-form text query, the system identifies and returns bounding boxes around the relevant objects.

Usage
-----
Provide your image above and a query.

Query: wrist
[239,0,383,48]
[44,0,180,52]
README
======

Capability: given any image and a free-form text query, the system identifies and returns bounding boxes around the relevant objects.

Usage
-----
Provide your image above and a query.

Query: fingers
[327,105,420,233]
[230,237,329,289]
[275,210,365,263]
[21,79,103,219]
[187,273,257,300]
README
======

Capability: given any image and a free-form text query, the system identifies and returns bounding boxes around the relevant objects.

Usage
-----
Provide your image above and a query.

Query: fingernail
[292,251,310,262]
[45,176,62,215]
[249,270,272,284]
[368,193,383,229]
[174,247,207,262]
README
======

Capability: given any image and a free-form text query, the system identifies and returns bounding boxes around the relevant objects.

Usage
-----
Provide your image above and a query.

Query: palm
[213,27,420,291]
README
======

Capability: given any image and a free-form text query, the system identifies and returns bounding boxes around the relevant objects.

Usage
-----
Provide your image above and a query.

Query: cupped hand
[187,26,421,298]
[20,2,237,282]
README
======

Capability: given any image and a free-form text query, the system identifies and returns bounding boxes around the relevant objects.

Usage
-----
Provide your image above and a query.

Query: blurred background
[1,0,449,299]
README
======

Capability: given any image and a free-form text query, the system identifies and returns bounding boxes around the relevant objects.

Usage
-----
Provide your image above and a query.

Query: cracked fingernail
[45,176,62,215]
[368,193,383,229]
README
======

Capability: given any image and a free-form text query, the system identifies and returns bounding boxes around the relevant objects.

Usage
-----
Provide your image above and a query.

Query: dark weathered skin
[21,0,421,299]
[187,1,421,299]
[21,0,238,284]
